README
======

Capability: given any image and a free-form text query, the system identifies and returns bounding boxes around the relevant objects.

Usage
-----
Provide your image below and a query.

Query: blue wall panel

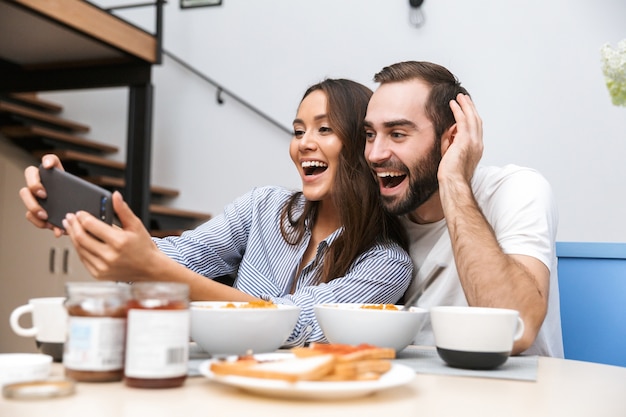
[557,242,626,367]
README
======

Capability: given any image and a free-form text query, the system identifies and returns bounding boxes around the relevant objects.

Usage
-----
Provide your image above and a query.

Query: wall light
[181,0,222,9]
[409,0,425,28]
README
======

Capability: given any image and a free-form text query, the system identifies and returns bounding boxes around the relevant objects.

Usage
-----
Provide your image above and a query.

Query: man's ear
[441,124,457,154]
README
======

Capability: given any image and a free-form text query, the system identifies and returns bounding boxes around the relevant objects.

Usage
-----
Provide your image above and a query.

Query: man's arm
[437,95,549,354]
[439,178,549,354]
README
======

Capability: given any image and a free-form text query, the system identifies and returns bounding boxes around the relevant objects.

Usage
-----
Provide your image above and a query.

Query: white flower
[601,39,626,107]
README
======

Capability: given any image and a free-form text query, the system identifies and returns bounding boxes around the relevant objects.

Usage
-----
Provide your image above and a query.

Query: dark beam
[125,83,153,229]
[0,63,152,93]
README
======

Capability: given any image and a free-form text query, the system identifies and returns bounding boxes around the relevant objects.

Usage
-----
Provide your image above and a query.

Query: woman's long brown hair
[280,79,408,284]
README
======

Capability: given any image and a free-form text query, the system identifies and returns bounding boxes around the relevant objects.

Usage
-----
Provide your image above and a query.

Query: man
[364,61,563,357]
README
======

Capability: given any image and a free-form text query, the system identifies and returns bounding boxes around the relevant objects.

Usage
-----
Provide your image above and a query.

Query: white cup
[430,306,524,369]
[10,297,68,362]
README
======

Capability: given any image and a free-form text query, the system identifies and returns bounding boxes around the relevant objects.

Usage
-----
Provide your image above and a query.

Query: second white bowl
[314,303,428,351]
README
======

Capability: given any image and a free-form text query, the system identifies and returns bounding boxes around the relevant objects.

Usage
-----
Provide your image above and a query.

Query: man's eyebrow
[384,119,416,129]
[363,119,417,129]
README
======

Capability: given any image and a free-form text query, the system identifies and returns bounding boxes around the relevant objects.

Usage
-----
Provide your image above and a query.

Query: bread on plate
[209,343,395,382]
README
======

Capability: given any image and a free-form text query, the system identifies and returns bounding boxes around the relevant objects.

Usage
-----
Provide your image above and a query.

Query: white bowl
[190,301,300,355]
[314,303,428,351]
[0,353,52,386]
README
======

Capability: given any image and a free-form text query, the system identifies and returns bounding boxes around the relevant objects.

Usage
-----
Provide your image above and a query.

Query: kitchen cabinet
[0,138,93,354]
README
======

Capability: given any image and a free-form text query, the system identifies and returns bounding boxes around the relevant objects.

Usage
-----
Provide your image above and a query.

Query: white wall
[41,0,626,242]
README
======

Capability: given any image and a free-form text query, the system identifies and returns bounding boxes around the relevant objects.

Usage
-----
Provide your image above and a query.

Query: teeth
[377,171,404,178]
[302,161,328,168]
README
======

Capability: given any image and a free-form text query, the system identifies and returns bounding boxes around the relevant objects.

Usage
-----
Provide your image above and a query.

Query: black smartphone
[37,165,113,230]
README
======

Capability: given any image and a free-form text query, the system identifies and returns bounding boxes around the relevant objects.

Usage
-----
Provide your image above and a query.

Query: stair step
[31,150,211,224]
[8,93,63,114]
[149,204,212,221]
[149,204,212,232]
[0,87,209,235]
[0,100,90,133]
[2,125,118,154]
[32,149,125,174]
[150,229,184,238]
[84,175,180,198]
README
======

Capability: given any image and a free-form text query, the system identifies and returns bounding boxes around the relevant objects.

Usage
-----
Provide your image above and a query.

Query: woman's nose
[298,132,317,151]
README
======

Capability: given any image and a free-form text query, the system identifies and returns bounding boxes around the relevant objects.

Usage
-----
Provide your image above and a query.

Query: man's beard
[380,143,441,216]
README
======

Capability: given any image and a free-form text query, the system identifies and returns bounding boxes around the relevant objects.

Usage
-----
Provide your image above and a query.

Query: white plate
[198,353,415,400]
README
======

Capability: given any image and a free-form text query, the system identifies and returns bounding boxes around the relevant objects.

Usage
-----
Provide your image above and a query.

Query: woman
[20,79,412,345]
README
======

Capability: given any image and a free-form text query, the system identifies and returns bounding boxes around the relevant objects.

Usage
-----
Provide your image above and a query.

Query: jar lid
[2,378,75,400]
[130,282,189,307]
[66,281,131,295]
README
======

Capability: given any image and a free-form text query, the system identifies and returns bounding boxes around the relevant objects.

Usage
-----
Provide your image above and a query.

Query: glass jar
[63,282,131,382]
[124,282,190,389]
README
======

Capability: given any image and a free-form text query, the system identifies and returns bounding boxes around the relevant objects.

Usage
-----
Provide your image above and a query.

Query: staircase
[0,92,211,237]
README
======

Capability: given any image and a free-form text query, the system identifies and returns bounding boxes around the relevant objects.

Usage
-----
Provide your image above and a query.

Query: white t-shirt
[404,164,564,357]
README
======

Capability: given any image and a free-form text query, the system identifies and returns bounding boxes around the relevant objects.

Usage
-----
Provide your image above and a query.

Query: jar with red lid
[124,282,190,389]
[63,282,130,382]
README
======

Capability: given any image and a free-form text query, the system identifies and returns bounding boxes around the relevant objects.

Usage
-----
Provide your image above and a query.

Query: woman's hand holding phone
[36,166,113,231]
[19,154,66,237]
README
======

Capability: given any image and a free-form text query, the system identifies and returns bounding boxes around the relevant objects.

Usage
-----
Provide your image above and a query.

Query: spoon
[401,263,446,311]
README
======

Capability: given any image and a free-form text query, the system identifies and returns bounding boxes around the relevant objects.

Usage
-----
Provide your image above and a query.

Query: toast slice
[292,343,396,362]
[210,354,336,383]
[320,359,393,381]
[290,343,395,381]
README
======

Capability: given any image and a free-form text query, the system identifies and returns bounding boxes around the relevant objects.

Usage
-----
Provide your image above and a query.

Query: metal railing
[162,50,292,135]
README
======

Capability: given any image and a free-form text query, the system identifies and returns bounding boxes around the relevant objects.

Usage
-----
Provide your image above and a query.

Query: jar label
[64,317,126,371]
[125,309,190,378]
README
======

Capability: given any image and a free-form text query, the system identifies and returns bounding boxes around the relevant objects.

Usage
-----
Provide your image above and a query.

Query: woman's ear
[441,124,457,154]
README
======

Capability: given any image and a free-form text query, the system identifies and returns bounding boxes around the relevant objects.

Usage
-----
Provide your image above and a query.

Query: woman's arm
[63,191,260,302]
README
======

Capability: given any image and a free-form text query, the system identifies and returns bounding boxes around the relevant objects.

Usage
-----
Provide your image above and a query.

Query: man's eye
[391,132,405,139]
[365,131,376,141]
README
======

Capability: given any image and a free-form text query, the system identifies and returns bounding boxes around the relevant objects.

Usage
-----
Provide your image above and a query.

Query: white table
[2,347,625,417]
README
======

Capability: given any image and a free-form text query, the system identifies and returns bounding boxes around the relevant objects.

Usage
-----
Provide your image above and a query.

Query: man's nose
[365,136,392,164]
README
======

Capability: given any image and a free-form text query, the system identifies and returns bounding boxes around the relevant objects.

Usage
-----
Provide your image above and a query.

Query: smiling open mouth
[302,161,328,176]
[377,172,407,188]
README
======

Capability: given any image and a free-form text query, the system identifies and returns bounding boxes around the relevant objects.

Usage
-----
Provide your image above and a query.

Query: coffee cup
[430,306,524,370]
[9,297,68,362]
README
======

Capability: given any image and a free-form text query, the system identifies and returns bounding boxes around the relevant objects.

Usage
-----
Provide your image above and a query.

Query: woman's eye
[319,126,332,134]
[293,129,305,138]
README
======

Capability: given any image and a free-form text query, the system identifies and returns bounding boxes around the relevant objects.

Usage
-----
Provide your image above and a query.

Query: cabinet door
[0,141,93,353]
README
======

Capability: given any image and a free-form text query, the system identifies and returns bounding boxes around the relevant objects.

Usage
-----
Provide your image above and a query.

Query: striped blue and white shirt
[155,186,413,346]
